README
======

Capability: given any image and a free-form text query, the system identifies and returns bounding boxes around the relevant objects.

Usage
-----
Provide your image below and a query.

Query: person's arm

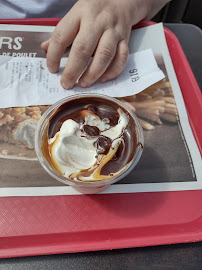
[41,0,170,89]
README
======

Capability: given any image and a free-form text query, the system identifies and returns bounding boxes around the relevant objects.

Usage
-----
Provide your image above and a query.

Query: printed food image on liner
[0,106,49,159]
[0,54,198,190]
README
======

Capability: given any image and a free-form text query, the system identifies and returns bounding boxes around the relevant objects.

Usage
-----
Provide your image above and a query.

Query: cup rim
[35,93,144,188]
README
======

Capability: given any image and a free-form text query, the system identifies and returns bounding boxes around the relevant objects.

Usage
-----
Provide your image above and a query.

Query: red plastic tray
[0,19,201,258]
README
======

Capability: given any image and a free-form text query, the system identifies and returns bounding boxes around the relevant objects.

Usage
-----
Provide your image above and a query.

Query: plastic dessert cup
[35,93,144,194]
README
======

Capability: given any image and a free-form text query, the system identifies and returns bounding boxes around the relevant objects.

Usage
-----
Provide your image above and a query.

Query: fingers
[46,13,80,73]
[41,38,50,51]
[78,29,118,88]
[99,39,129,83]
[61,23,103,89]
[42,1,131,89]
[43,28,128,89]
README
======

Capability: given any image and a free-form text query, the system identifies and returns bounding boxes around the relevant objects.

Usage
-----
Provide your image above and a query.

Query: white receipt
[0,49,164,108]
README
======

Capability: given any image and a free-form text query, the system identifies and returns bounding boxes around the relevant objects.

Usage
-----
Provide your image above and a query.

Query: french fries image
[137,117,155,131]
[121,100,136,112]
[160,113,178,123]
[120,79,178,131]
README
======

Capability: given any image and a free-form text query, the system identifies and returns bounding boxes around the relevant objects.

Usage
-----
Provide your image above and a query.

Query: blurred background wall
[152,0,202,28]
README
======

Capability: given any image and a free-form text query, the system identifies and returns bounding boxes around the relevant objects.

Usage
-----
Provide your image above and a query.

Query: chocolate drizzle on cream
[43,97,138,182]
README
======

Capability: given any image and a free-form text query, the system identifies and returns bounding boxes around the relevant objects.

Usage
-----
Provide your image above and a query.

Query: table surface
[0,23,202,270]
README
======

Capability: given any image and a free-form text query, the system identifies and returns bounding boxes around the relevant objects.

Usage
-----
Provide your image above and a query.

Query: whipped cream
[49,119,97,177]
[102,109,129,140]
[84,111,110,131]
[48,108,129,180]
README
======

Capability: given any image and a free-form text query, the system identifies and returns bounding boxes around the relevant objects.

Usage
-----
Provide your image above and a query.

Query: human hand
[41,0,169,89]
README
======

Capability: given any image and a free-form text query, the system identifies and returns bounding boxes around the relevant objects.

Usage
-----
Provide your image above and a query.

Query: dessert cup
[35,93,144,194]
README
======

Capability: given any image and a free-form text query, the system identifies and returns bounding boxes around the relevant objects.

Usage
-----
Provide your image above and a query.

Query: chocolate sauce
[96,136,112,155]
[100,133,132,175]
[48,98,119,138]
[44,96,138,179]
[83,125,100,137]
[137,142,144,150]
